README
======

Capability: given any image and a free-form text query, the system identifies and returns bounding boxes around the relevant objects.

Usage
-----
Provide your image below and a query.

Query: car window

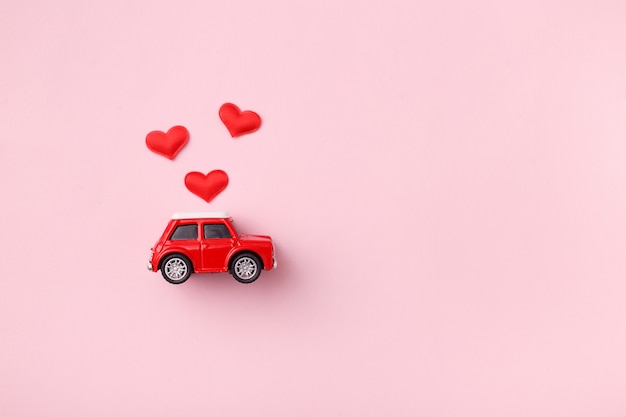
[170,224,198,240]
[203,224,231,239]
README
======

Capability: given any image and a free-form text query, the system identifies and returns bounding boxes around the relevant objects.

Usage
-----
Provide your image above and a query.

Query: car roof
[171,211,230,219]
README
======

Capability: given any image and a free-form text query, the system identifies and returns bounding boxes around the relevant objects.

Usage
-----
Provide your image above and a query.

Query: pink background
[2,0,626,415]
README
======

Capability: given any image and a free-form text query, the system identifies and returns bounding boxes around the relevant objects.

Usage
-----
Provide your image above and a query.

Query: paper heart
[219,103,261,137]
[184,170,229,202]
[146,125,189,160]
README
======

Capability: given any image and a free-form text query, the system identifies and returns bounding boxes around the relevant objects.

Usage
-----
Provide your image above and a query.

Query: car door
[200,222,235,271]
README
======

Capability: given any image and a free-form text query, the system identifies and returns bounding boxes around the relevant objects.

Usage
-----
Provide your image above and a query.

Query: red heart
[219,103,261,137]
[146,125,189,159]
[184,170,229,202]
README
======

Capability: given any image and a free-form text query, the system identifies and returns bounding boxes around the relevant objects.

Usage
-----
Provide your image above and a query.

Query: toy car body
[147,212,276,284]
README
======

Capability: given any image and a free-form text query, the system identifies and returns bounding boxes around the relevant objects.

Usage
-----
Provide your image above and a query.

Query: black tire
[160,254,192,284]
[230,253,262,284]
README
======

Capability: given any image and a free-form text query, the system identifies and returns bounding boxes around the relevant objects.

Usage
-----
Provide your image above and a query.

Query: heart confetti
[184,170,229,202]
[146,125,189,160]
[219,103,261,137]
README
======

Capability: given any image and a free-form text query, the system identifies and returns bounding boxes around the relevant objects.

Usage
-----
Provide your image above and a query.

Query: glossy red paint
[148,212,276,284]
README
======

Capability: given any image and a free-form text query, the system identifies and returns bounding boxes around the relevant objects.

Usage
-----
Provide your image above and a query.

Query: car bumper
[147,261,153,271]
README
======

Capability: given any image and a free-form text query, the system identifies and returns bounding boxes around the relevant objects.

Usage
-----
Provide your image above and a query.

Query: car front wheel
[230,253,262,284]
[161,254,192,284]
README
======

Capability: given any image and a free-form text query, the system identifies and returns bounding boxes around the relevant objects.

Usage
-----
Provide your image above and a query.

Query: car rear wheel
[230,253,262,284]
[161,254,192,284]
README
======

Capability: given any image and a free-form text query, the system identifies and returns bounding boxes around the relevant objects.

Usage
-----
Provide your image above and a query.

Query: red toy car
[147,212,276,284]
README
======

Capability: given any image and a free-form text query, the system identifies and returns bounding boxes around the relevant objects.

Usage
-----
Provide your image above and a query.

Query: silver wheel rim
[234,257,257,280]
[164,258,187,281]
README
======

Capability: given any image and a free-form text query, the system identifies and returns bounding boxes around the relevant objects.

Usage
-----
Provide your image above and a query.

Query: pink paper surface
[1,0,626,415]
